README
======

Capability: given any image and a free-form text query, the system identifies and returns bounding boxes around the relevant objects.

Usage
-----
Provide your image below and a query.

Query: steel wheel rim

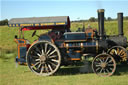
[92,54,116,77]
[26,41,61,76]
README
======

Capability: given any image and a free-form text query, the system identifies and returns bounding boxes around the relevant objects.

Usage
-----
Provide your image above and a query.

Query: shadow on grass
[56,66,82,76]
[56,66,93,76]
[20,63,128,76]
[114,64,128,76]
[56,64,128,76]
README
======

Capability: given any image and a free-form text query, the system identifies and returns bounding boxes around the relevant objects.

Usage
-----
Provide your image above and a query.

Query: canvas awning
[8,16,70,31]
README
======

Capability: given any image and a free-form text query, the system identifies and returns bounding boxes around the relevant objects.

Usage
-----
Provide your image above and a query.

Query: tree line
[0,19,8,25]
[72,16,128,22]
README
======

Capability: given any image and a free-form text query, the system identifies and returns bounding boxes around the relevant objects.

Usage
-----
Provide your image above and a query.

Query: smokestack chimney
[118,13,123,36]
[97,9,105,39]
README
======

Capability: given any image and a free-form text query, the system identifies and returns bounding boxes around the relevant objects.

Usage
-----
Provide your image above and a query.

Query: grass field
[0,20,128,85]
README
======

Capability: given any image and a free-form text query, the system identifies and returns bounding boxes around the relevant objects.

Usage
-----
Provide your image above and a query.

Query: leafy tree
[107,17,112,21]
[0,19,8,25]
[124,16,128,20]
[89,17,96,22]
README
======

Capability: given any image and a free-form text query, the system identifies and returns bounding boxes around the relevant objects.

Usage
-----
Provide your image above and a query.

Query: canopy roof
[8,16,70,31]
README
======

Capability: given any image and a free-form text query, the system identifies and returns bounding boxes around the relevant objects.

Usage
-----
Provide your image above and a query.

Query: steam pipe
[97,9,105,39]
[118,13,123,36]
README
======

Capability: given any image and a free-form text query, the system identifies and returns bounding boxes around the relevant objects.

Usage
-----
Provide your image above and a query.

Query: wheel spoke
[120,50,125,56]
[49,55,57,58]
[108,59,113,63]
[45,64,49,73]
[35,59,40,61]
[31,62,40,68]
[51,59,59,63]
[118,49,123,55]
[107,64,114,66]
[110,50,114,55]
[116,48,120,55]
[100,68,103,73]
[105,57,109,63]
[49,61,57,67]
[109,68,113,71]
[46,48,52,55]
[96,67,101,71]
[114,49,117,55]
[40,44,45,55]
[37,53,41,57]
[31,55,39,58]
[35,45,41,54]
[103,69,106,74]
[42,49,45,55]
[33,51,41,57]
[47,49,56,57]
[106,69,110,73]
[37,63,41,69]
[45,43,48,53]
[40,65,44,74]
[48,64,53,72]
[96,64,101,67]
[99,59,103,63]
[120,53,126,57]
[102,58,105,62]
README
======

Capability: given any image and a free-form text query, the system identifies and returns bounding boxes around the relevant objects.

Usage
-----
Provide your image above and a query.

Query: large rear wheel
[26,41,61,76]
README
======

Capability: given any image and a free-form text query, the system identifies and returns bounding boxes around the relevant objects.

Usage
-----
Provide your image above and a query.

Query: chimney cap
[97,9,105,13]
[118,12,123,14]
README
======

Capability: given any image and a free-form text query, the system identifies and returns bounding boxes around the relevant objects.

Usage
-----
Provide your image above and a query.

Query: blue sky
[1,0,128,21]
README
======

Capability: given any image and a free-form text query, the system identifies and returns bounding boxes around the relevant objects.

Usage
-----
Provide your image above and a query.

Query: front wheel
[26,41,61,76]
[92,54,116,77]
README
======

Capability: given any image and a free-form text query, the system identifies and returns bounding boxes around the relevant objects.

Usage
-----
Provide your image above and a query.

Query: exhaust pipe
[97,9,105,39]
[118,13,123,36]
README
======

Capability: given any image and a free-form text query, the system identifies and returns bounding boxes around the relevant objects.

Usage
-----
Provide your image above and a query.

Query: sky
[0,0,128,21]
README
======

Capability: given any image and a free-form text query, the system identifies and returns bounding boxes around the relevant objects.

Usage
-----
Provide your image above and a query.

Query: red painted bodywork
[21,25,70,31]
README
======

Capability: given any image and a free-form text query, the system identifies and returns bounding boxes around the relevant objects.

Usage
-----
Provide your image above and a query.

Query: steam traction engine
[9,9,128,76]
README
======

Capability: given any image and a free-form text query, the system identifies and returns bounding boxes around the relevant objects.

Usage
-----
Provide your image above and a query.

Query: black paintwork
[118,13,124,36]
[98,9,105,39]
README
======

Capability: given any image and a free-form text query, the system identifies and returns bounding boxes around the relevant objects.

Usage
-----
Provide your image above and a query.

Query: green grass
[71,20,128,38]
[0,26,49,50]
[0,20,128,85]
[1,58,128,85]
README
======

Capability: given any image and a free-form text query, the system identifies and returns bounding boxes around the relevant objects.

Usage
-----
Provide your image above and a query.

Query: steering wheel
[32,31,36,37]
